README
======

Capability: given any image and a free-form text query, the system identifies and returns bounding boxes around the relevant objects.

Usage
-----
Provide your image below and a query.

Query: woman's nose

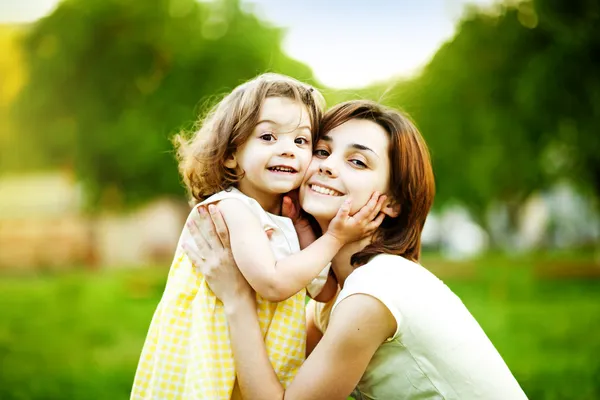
[318,162,336,177]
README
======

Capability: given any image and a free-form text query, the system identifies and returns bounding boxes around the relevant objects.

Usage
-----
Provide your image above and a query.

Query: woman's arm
[305,300,324,357]
[225,291,396,400]
[186,206,396,400]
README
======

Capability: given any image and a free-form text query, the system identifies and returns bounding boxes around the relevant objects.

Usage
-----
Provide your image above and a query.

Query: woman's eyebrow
[351,143,379,158]
[321,135,378,158]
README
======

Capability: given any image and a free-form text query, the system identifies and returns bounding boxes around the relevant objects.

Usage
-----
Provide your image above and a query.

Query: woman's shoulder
[349,254,426,282]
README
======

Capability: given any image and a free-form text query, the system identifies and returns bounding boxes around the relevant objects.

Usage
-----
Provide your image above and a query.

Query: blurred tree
[11,0,316,208]
[0,25,28,172]
[380,0,599,231]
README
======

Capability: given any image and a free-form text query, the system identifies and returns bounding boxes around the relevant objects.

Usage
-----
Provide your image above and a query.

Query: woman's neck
[315,216,372,288]
[331,238,372,287]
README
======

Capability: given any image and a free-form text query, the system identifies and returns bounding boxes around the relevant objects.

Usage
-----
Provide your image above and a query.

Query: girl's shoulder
[199,188,298,251]
[199,187,262,213]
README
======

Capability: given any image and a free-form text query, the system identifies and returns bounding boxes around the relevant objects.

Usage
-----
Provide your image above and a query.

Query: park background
[0,0,599,398]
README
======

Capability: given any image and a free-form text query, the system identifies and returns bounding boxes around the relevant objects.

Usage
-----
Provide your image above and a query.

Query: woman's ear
[224,155,237,169]
[381,197,400,218]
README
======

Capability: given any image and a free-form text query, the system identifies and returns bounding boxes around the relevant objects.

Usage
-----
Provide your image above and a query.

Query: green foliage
[1,256,599,399]
[11,0,316,209]
[6,0,600,219]
[379,0,600,220]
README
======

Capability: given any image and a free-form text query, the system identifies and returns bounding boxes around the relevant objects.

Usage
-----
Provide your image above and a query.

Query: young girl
[130,74,385,400]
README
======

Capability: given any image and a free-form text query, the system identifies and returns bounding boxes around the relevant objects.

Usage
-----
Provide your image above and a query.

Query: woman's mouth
[309,184,344,197]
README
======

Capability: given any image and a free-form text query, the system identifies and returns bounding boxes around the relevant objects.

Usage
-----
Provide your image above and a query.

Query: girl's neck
[236,185,282,215]
[256,195,282,215]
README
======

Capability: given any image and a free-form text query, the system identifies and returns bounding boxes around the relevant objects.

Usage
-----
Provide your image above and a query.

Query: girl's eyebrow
[320,135,379,158]
[257,119,311,131]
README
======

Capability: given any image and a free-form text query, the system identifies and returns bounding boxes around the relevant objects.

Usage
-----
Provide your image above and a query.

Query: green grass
[1,254,599,399]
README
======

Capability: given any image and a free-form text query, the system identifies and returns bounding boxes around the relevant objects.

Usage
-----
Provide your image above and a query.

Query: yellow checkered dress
[131,188,312,400]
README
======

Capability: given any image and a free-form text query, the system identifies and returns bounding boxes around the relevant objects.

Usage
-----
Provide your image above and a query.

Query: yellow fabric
[131,188,307,400]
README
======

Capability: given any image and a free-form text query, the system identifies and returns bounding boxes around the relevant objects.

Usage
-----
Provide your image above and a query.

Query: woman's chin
[301,198,339,222]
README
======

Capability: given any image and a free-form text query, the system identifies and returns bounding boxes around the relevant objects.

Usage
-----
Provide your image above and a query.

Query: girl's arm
[282,193,338,303]
[215,193,384,302]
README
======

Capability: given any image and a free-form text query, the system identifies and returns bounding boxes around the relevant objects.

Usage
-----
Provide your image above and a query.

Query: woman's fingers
[193,206,222,250]
[187,213,211,251]
[182,241,205,268]
[208,204,231,248]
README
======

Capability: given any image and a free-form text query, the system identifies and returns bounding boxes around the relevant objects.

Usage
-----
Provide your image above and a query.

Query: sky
[0,0,497,88]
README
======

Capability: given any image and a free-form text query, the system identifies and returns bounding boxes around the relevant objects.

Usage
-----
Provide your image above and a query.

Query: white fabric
[327,254,528,400]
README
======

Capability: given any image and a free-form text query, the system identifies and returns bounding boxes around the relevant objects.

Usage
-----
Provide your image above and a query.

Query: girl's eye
[260,133,275,142]
[314,149,329,158]
[350,159,367,168]
[295,137,309,145]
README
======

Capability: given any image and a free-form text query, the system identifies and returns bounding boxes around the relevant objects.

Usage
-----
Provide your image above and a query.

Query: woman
[185,100,528,399]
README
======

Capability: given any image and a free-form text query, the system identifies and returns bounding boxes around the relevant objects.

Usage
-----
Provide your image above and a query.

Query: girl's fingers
[365,212,386,232]
[336,198,352,221]
[282,196,294,219]
[368,195,386,222]
[353,191,379,221]
[208,204,231,248]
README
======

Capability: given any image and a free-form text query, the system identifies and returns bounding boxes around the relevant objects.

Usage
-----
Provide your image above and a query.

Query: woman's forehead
[319,119,389,151]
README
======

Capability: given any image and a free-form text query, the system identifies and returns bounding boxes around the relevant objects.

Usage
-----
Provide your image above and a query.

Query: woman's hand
[325,192,386,246]
[183,204,254,308]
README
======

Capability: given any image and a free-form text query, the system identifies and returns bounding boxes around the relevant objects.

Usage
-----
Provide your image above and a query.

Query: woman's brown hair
[174,73,325,204]
[321,100,435,264]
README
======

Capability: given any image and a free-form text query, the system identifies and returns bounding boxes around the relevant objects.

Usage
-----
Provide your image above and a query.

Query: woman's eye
[295,137,309,145]
[260,133,275,142]
[314,149,329,158]
[350,159,367,168]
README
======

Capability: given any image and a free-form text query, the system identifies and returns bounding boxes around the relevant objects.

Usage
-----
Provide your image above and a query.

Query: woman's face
[299,118,392,224]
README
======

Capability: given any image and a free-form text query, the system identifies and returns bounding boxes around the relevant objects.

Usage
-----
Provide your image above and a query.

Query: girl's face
[233,97,313,207]
[300,118,393,225]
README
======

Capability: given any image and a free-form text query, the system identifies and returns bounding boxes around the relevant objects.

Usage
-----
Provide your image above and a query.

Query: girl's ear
[224,154,237,169]
[381,197,400,218]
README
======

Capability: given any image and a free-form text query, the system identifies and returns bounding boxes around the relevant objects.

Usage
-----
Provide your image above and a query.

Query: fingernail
[199,207,206,214]
[208,205,216,213]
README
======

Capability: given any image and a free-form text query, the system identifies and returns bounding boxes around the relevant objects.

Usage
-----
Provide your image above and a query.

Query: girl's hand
[282,189,312,229]
[183,205,254,307]
[283,190,317,249]
[282,189,303,223]
[325,192,386,245]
